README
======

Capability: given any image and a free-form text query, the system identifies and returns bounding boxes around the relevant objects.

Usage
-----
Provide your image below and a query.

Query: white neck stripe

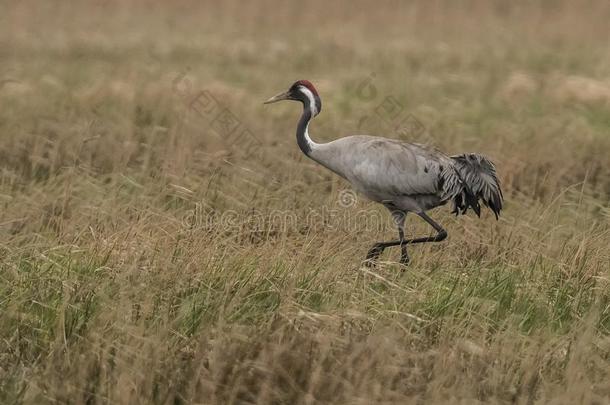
[300,86,318,117]
[298,86,318,150]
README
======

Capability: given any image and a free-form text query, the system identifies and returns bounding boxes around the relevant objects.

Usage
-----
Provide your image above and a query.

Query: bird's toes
[363,257,378,268]
[399,254,410,269]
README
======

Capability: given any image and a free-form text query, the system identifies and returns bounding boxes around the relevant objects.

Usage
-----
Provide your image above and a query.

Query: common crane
[264,80,503,266]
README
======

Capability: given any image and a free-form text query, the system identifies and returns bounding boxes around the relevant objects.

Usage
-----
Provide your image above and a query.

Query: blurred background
[2,0,609,197]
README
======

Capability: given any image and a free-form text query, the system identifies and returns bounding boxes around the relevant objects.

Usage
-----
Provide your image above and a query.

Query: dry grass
[1,0,609,403]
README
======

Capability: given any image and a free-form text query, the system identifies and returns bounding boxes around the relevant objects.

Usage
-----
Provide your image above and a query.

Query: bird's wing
[318,136,449,198]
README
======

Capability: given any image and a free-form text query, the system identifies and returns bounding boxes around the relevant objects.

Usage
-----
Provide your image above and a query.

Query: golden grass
[1,0,609,403]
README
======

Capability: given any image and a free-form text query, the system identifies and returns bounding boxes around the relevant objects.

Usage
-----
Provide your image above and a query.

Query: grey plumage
[265,80,504,266]
[310,136,502,219]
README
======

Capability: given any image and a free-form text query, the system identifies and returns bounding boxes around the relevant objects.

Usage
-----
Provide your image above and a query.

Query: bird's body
[309,135,453,212]
[265,80,503,266]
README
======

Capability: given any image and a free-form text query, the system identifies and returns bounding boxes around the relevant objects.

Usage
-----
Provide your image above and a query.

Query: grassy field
[1,0,609,403]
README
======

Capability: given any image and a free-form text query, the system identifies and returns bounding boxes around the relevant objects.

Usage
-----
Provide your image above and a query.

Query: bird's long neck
[296,107,315,156]
[296,95,320,156]
[294,91,344,178]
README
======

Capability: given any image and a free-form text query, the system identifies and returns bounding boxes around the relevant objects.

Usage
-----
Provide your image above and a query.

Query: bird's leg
[364,243,386,266]
[364,209,408,267]
[401,212,447,244]
[398,227,409,266]
[393,210,409,266]
[364,212,447,264]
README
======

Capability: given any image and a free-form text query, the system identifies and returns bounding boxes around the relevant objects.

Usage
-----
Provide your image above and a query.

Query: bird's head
[264,80,322,117]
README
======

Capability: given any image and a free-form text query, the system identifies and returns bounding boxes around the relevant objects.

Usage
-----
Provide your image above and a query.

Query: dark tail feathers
[451,153,503,219]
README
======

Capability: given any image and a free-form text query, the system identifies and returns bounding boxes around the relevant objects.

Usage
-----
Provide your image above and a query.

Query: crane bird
[264,80,503,266]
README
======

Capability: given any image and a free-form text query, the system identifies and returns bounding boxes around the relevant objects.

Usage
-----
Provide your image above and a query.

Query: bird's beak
[263,91,291,104]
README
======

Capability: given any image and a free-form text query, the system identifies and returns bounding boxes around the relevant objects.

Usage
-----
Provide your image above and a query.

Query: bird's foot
[399,253,410,271]
[363,258,377,268]
[399,248,410,265]
[364,244,384,267]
